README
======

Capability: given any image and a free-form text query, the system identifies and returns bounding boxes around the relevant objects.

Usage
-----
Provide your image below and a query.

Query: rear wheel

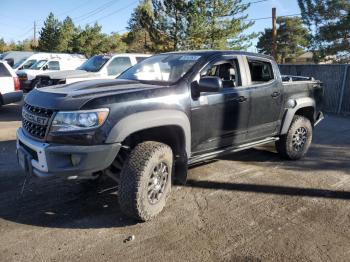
[276,115,313,160]
[119,141,173,221]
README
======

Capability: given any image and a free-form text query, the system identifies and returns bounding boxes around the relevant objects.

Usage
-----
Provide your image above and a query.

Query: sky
[0,0,300,51]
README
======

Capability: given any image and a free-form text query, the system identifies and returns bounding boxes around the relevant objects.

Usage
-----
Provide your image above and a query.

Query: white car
[0,61,23,107]
[33,53,151,89]
[16,53,86,91]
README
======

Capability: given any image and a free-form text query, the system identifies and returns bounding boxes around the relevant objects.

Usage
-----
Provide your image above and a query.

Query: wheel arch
[106,110,191,157]
[280,97,315,135]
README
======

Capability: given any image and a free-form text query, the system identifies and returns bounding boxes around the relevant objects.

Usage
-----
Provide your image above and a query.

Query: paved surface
[0,102,350,262]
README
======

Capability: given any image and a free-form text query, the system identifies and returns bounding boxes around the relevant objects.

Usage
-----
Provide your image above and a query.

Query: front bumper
[16,128,121,178]
[1,91,23,105]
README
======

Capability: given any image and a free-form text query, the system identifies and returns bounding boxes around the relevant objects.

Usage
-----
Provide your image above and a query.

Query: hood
[17,69,41,80]
[37,70,100,79]
[25,79,165,110]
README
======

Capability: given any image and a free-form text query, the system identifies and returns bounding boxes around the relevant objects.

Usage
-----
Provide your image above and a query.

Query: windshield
[13,59,36,69]
[13,58,26,69]
[77,55,110,72]
[118,54,202,83]
[30,60,47,70]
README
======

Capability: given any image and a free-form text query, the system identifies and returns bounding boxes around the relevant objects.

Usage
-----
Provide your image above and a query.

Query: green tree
[57,16,77,53]
[72,23,110,57]
[186,0,256,50]
[152,0,189,51]
[298,0,350,63]
[257,17,310,63]
[15,39,34,51]
[38,12,61,52]
[126,0,155,53]
[106,33,128,53]
[0,38,7,52]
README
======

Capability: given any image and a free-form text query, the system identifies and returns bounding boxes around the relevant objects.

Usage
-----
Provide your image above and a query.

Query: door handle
[237,96,247,103]
[271,91,280,98]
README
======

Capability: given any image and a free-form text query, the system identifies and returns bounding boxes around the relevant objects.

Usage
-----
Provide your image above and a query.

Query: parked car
[0,61,23,107]
[32,53,151,89]
[0,51,34,67]
[17,51,323,221]
[16,53,86,91]
[12,52,85,72]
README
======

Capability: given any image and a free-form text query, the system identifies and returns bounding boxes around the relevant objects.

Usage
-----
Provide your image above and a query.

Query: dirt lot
[0,102,349,262]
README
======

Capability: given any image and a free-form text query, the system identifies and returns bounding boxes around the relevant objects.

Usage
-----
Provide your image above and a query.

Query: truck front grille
[22,103,54,139]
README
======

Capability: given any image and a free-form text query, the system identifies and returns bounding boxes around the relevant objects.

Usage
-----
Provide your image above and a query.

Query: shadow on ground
[0,115,349,229]
[0,102,23,122]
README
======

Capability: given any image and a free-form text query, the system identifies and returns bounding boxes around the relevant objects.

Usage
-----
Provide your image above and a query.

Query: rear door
[190,55,251,154]
[243,57,283,141]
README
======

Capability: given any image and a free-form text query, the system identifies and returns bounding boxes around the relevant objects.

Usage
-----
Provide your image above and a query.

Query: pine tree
[38,12,61,52]
[57,16,77,53]
[257,17,310,63]
[127,0,155,53]
[298,0,350,63]
[152,0,189,51]
[72,23,110,57]
[186,0,256,50]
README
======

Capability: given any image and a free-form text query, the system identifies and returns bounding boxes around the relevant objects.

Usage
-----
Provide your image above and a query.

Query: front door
[190,56,251,155]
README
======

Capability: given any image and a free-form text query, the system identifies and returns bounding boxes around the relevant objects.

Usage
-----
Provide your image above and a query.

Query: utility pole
[33,21,36,47]
[272,7,277,60]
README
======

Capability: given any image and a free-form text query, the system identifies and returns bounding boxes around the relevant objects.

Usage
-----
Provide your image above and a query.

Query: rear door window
[0,63,11,77]
[248,60,274,84]
[136,57,147,63]
[107,57,132,76]
[47,61,60,70]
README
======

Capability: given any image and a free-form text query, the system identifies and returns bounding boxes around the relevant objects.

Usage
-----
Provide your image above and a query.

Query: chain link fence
[279,64,350,115]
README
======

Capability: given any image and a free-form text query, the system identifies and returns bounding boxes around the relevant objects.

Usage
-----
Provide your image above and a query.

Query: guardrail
[279,64,350,115]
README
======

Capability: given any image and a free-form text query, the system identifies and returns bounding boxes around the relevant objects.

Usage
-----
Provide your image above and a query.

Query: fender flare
[280,97,315,135]
[105,110,191,157]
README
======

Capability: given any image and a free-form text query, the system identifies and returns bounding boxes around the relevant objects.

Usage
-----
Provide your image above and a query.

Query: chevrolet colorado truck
[16,51,324,221]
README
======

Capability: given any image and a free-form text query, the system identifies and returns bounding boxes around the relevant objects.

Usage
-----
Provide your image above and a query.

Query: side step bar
[188,137,279,165]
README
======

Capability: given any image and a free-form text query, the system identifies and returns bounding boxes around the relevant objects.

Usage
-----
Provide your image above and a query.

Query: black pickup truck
[16,51,323,221]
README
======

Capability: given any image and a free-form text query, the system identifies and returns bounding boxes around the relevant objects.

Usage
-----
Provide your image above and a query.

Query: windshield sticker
[179,55,201,61]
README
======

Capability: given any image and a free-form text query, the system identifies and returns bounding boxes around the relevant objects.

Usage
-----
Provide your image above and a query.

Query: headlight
[50,108,109,132]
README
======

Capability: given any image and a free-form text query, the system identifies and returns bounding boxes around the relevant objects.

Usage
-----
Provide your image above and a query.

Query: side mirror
[198,76,222,93]
[42,65,48,71]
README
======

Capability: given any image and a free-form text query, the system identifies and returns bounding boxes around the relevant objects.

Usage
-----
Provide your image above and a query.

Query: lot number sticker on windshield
[179,56,201,61]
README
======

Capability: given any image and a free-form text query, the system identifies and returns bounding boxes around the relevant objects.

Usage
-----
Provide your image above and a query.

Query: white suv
[33,53,151,89]
[0,61,23,106]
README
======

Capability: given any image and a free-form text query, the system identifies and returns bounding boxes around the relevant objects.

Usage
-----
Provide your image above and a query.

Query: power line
[246,13,301,21]
[73,0,120,23]
[56,0,92,18]
[86,1,138,25]
[247,0,268,4]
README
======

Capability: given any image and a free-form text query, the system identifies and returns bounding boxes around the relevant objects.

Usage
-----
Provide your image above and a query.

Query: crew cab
[32,53,151,89]
[0,61,23,107]
[16,53,86,91]
[16,51,323,221]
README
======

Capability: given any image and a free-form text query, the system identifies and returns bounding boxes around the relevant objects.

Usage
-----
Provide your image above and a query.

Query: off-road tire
[276,115,313,160]
[119,141,173,221]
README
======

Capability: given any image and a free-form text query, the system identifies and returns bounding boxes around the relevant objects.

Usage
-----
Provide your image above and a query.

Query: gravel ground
[0,102,349,262]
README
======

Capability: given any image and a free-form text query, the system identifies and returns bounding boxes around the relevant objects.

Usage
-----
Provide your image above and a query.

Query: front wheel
[276,115,313,160]
[119,141,173,221]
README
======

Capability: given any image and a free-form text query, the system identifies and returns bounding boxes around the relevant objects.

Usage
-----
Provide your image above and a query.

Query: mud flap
[174,152,188,185]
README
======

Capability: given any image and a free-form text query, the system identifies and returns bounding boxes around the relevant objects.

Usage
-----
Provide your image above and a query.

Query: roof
[164,50,274,60]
